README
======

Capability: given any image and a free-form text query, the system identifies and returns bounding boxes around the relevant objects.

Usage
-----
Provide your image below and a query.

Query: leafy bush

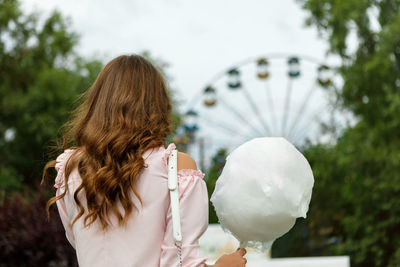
[0,187,77,267]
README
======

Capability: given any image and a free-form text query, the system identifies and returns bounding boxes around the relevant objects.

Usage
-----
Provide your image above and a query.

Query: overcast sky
[21,0,342,163]
[21,0,335,107]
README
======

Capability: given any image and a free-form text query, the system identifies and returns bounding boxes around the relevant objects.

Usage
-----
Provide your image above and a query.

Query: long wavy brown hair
[43,55,171,230]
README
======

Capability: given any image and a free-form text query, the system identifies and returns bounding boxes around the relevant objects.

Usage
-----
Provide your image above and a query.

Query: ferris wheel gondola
[180,54,338,168]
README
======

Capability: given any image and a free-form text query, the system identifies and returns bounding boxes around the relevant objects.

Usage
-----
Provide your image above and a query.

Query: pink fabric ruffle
[162,143,177,169]
[54,149,74,188]
[178,169,205,180]
[54,149,76,248]
[162,143,205,180]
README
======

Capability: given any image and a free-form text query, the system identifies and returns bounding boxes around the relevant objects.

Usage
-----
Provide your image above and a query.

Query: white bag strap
[168,149,183,267]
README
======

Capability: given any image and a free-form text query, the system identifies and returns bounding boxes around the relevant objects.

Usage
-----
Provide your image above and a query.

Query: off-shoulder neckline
[60,143,203,176]
[161,143,205,178]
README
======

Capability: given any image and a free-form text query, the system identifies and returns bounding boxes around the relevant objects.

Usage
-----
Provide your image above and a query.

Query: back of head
[77,54,171,149]
[47,54,172,230]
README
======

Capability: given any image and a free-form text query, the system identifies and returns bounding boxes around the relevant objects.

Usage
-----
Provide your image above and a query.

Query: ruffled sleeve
[162,143,176,169]
[54,149,76,249]
[160,145,208,267]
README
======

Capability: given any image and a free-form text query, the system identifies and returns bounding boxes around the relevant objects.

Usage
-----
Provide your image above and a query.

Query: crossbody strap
[168,149,182,267]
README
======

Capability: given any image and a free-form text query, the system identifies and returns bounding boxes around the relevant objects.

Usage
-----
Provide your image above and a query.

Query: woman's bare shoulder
[177,152,198,171]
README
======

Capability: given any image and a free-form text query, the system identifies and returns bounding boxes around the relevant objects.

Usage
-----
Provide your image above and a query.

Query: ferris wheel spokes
[281,78,294,137]
[183,54,336,167]
[264,81,278,135]
[240,85,271,136]
[290,104,328,144]
[218,97,265,136]
[281,56,303,137]
[286,81,319,140]
[198,114,262,153]
[199,112,256,141]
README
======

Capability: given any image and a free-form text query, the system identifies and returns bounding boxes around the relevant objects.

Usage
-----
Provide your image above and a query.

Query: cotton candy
[210,137,314,251]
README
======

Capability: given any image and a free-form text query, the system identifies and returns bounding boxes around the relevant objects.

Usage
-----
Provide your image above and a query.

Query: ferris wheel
[175,54,338,169]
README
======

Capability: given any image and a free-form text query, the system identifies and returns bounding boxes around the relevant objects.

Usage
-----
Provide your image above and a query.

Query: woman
[43,55,247,267]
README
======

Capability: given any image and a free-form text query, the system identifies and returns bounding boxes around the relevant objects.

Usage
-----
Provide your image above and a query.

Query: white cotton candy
[210,137,314,251]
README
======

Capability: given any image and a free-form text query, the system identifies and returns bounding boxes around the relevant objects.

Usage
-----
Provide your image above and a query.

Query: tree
[0,0,182,196]
[0,0,103,194]
[0,2,101,264]
[293,0,400,266]
[205,148,228,224]
[0,1,183,265]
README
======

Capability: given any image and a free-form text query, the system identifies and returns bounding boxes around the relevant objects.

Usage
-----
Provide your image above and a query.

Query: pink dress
[54,143,208,267]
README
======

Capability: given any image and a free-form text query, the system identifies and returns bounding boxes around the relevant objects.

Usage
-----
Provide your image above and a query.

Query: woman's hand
[207,248,247,267]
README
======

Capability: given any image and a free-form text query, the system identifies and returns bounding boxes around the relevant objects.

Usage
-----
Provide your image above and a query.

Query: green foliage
[204,148,227,224]
[302,121,400,266]
[0,0,103,194]
[0,1,182,196]
[0,167,23,193]
[0,1,183,266]
[294,0,400,266]
[272,218,316,257]
[300,0,400,123]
